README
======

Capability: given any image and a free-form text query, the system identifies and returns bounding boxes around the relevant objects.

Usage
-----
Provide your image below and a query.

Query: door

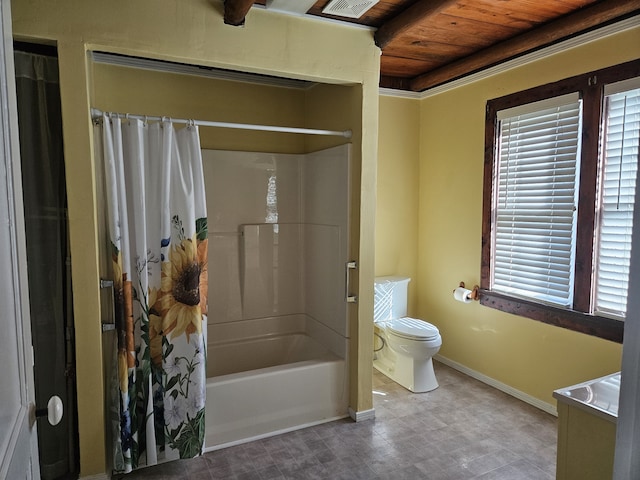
[0,0,41,477]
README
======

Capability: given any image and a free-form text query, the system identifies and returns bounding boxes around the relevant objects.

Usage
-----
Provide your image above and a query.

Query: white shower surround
[202,145,351,448]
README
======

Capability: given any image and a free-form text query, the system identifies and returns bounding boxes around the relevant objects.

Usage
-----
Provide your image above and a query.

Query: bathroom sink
[553,372,620,422]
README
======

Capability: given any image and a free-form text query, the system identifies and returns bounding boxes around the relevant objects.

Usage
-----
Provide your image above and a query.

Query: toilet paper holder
[454,281,479,301]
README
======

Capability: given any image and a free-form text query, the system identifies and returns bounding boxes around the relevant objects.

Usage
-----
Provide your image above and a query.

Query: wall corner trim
[378,88,422,99]
[349,406,375,422]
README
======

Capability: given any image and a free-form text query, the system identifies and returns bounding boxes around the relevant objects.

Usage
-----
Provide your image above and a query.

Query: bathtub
[204,314,349,450]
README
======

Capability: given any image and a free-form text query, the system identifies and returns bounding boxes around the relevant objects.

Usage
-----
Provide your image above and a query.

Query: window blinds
[594,83,640,318]
[493,94,582,306]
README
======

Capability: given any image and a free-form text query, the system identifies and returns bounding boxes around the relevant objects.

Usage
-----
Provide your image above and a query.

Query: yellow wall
[376,95,420,314]
[416,27,639,407]
[12,1,379,476]
[92,63,309,153]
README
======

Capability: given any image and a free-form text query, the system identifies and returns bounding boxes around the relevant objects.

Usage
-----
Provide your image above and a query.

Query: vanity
[553,373,619,480]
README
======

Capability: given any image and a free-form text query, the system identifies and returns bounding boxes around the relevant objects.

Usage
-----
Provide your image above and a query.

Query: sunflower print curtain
[101,115,208,474]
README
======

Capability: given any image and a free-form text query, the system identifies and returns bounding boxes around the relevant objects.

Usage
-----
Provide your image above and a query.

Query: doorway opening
[14,41,80,480]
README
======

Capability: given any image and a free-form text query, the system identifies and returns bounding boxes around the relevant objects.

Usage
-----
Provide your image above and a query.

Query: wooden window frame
[481,59,640,344]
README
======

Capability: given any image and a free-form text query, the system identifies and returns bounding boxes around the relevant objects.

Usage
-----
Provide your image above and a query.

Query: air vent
[322,0,379,19]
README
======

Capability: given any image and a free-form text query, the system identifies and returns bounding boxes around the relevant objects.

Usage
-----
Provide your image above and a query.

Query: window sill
[479,289,623,343]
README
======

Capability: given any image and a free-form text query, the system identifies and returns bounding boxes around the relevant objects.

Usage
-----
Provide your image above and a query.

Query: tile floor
[116,361,557,479]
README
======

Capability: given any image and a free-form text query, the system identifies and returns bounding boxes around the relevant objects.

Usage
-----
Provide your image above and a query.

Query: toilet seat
[387,317,440,341]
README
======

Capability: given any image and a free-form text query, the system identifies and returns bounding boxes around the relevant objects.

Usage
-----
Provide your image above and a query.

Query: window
[482,60,640,342]
[493,94,582,307]
[594,80,640,318]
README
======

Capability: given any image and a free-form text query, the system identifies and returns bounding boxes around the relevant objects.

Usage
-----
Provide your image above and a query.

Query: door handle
[33,395,63,427]
[100,279,116,332]
[345,260,358,303]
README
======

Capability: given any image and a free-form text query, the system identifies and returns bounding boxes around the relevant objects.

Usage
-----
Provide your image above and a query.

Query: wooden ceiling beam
[375,0,459,49]
[379,75,412,91]
[224,0,255,26]
[409,0,640,92]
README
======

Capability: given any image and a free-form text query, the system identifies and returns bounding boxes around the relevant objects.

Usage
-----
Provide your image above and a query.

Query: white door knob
[35,395,63,426]
[45,395,63,426]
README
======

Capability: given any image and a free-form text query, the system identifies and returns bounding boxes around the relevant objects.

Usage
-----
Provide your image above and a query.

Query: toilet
[373,276,442,393]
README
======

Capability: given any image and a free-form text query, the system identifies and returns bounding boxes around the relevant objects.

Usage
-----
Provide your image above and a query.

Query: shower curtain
[101,115,208,473]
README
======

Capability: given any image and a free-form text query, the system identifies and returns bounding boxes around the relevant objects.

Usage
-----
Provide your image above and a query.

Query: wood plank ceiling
[225,0,640,92]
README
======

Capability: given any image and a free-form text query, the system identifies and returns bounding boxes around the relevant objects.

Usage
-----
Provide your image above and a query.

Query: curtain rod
[91,108,352,139]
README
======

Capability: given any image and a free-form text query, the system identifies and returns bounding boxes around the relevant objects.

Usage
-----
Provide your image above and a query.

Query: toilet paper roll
[453,287,473,303]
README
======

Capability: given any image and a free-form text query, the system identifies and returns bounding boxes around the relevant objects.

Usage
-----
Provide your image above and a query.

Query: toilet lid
[387,317,440,340]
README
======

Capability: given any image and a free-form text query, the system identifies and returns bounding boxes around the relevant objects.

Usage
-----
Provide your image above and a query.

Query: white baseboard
[348,407,375,422]
[434,354,557,417]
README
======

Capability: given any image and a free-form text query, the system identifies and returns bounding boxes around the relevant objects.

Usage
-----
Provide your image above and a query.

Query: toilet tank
[374,276,411,322]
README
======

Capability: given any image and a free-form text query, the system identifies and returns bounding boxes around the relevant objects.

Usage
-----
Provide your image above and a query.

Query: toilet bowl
[373,277,442,393]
